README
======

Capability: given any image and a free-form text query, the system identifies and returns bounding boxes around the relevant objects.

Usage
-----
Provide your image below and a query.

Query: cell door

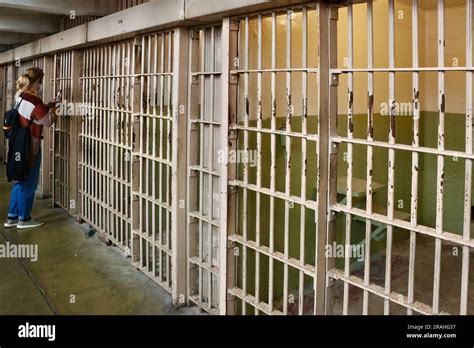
[327,0,474,315]
[53,51,80,215]
[132,32,175,292]
[80,42,134,250]
[226,4,328,315]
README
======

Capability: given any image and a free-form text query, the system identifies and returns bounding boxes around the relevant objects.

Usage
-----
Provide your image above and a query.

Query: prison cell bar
[198,28,205,308]
[432,0,445,315]
[323,2,338,315]
[384,0,396,315]
[299,5,308,316]
[314,2,333,316]
[269,11,277,313]
[207,26,215,309]
[255,14,263,315]
[343,3,354,315]
[242,16,249,315]
[363,0,374,316]
[461,0,473,315]
[226,17,239,315]
[408,0,420,316]
[282,8,294,316]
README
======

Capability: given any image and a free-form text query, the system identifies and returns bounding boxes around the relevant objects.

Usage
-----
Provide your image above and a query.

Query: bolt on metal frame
[327,0,474,315]
[79,42,133,249]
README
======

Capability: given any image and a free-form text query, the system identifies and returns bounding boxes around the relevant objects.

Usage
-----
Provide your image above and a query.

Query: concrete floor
[0,165,199,315]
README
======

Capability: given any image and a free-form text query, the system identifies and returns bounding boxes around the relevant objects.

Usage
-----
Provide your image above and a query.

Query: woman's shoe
[3,218,19,228]
[17,219,45,229]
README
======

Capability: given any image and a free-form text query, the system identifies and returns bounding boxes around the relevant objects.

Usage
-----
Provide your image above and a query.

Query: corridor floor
[0,165,198,315]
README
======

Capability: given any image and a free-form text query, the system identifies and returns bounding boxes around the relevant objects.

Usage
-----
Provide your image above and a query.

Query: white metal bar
[343,3,354,315]
[332,136,474,159]
[334,67,474,72]
[242,16,249,314]
[408,0,420,316]
[433,0,445,315]
[385,0,396,315]
[269,11,277,313]
[298,5,308,316]
[333,203,474,248]
[363,0,374,316]
[283,9,292,315]
[255,14,263,315]
[461,0,473,315]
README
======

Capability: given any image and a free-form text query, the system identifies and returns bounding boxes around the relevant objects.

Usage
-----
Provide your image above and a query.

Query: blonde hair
[16,67,44,97]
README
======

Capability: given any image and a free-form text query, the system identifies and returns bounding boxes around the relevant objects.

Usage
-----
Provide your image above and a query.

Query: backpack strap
[17,93,34,128]
[15,93,24,110]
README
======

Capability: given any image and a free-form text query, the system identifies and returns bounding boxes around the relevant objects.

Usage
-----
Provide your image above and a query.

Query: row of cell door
[2,0,472,316]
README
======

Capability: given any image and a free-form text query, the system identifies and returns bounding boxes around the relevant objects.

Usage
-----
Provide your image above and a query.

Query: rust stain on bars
[368,93,374,138]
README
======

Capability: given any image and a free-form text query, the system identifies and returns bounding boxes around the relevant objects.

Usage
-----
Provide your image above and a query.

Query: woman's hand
[47,96,62,110]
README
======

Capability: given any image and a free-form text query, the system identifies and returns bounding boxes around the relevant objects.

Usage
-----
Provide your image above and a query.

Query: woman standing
[4,67,59,229]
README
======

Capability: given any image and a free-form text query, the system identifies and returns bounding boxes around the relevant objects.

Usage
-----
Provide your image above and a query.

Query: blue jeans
[7,150,42,221]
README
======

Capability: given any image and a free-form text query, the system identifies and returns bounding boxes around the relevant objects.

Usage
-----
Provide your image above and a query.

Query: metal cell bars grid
[187,26,224,314]
[43,56,55,199]
[228,5,322,315]
[1,64,15,162]
[79,42,133,249]
[53,52,74,211]
[133,32,174,292]
[116,0,148,11]
[328,0,474,315]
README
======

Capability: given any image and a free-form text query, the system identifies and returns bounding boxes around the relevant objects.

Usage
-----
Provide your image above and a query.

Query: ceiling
[0,0,117,53]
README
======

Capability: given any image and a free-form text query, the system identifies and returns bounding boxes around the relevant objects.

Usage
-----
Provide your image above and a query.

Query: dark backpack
[5,95,34,182]
[3,97,23,139]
